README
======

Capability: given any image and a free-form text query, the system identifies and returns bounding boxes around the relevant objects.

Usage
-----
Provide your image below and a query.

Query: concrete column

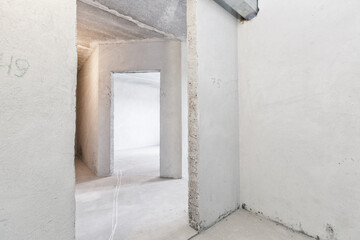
[187,0,240,230]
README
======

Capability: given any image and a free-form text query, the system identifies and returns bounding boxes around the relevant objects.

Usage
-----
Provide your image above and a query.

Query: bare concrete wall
[76,47,99,174]
[181,41,189,179]
[187,0,200,228]
[188,0,240,230]
[98,40,183,178]
[238,0,360,239]
[0,0,77,239]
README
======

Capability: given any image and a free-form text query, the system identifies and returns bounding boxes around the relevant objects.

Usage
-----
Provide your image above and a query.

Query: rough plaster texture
[188,0,240,230]
[187,1,200,230]
[187,0,200,229]
[76,40,182,178]
[238,1,360,239]
[112,72,160,151]
[0,0,76,239]
[76,47,99,174]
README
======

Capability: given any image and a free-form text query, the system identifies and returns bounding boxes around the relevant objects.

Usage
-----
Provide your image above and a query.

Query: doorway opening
[110,71,161,176]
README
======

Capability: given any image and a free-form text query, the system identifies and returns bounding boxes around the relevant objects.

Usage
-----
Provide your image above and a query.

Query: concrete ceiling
[77,0,186,69]
[93,0,186,38]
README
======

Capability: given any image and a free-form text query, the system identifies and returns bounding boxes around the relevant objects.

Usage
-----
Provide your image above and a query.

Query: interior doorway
[75,66,194,239]
[110,71,161,175]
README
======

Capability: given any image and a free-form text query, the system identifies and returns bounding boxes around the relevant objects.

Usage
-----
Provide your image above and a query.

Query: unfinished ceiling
[92,0,186,38]
[77,0,186,69]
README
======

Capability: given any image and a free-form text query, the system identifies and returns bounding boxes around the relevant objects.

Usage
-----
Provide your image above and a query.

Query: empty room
[1,0,360,240]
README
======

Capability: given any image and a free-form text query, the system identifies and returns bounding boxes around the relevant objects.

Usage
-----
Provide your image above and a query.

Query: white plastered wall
[238,0,360,239]
[76,47,99,174]
[0,0,77,239]
[181,41,189,179]
[188,0,240,230]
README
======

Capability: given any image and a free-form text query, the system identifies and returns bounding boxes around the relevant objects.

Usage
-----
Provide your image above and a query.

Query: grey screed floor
[75,146,196,240]
[75,146,311,240]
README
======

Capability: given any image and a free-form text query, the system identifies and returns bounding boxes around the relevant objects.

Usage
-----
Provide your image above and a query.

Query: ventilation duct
[213,0,258,20]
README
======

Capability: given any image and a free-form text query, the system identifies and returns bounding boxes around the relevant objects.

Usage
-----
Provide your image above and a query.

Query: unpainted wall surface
[188,0,240,230]
[98,40,183,178]
[187,0,200,228]
[0,0,77,239]
[181,41,189,179]
[113,72,160,151]
[76,47,99,174]
[238,0,360,239]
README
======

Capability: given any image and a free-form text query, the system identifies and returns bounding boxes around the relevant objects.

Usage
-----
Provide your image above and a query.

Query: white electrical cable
[109,170,122,240]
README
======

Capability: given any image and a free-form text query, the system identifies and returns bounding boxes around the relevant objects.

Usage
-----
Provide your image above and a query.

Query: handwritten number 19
[0,53,30,78]
[15,59,30,77]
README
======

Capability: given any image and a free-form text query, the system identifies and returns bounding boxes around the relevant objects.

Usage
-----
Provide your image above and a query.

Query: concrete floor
[192,210,312,240]
[76,146,311,240]
[76,146,196,240]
